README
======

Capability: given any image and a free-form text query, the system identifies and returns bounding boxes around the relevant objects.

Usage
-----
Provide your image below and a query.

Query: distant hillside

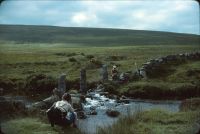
[0,24,199,46]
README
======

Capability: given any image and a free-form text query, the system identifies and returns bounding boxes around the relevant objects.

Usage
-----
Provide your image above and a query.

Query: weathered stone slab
[80,69,87,93]
[58,74,66,96]
[102,65,108,81]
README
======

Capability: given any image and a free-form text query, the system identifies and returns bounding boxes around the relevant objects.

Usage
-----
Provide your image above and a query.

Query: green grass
[0,43,200,98]
[115,60,200,99]
[97,98,200,134]
[0,25,199,84]
[1,118,57,134]
[0,43,199,81]
[1,117,81,134]
[165,61,200,83]
[97,109,200,134]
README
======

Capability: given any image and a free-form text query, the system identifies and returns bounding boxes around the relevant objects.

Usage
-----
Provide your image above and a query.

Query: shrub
[67,52,77,57]
[85,58,103,69]
[69,57,77,62]
[103,82,120,95]
[25,74,56,95]
[86,55,94,59]
[55,52,77,57]
[0,77,15,94]
[55,52,67,56]
[33,61,56,66]
[106,55,126,61]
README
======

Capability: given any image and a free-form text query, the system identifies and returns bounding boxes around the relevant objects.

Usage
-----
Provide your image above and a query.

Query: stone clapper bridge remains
[1,52,199,120]
[28,51,200,115]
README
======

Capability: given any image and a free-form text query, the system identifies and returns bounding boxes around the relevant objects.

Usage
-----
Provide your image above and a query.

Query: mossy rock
[106,109,120,117]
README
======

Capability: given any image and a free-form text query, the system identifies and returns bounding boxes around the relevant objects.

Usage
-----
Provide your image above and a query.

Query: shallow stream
[78,92,181,134]
[2,94,181,134]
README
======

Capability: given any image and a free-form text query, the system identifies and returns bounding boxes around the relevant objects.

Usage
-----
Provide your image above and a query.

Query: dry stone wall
[137,52,200,79]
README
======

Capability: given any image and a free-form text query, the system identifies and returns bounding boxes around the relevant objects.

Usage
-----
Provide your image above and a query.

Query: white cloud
[0,0,199,34]
[173,1,191,11]
[131,9,167,23]
[71,12,98,26]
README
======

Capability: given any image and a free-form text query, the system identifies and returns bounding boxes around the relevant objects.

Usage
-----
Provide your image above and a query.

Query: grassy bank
[1,98,199,134]
[98,110,200,134]
[97,98,200,134]
[1,117,81,134]
[2,110,199,134]
[118,61,200,99]
[99,60,200,99]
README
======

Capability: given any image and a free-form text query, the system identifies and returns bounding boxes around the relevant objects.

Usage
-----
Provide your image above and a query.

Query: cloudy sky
[0,0,199,35]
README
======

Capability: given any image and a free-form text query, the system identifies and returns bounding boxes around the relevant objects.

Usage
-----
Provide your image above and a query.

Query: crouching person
[46,93,77,128]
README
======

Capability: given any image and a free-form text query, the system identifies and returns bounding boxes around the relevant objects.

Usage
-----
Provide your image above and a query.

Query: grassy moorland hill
[0,24,199,99]
[0,24,199,46]
[0,25,200,134]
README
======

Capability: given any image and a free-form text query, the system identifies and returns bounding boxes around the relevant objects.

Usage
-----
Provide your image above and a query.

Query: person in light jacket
[47,93,77,128]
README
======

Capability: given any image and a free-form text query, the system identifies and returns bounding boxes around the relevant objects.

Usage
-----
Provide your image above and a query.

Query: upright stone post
[80,69,87,93]
[139,68,147,79]
[134,62,140,76]
[102,64,108,81]
[58,73,66,96]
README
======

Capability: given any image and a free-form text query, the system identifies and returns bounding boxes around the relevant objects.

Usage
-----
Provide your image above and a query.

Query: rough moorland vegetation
[97,98,200,134]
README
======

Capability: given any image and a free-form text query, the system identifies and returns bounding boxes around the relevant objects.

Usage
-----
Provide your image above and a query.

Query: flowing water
[2,94,180,134]
[77,92,181,134]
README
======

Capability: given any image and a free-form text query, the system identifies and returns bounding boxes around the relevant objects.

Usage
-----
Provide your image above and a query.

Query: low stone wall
[137,52,200,79]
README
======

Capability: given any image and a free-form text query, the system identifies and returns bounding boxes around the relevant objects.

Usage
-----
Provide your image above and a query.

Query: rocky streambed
[0,91,181,134]
[77,89,181,134]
